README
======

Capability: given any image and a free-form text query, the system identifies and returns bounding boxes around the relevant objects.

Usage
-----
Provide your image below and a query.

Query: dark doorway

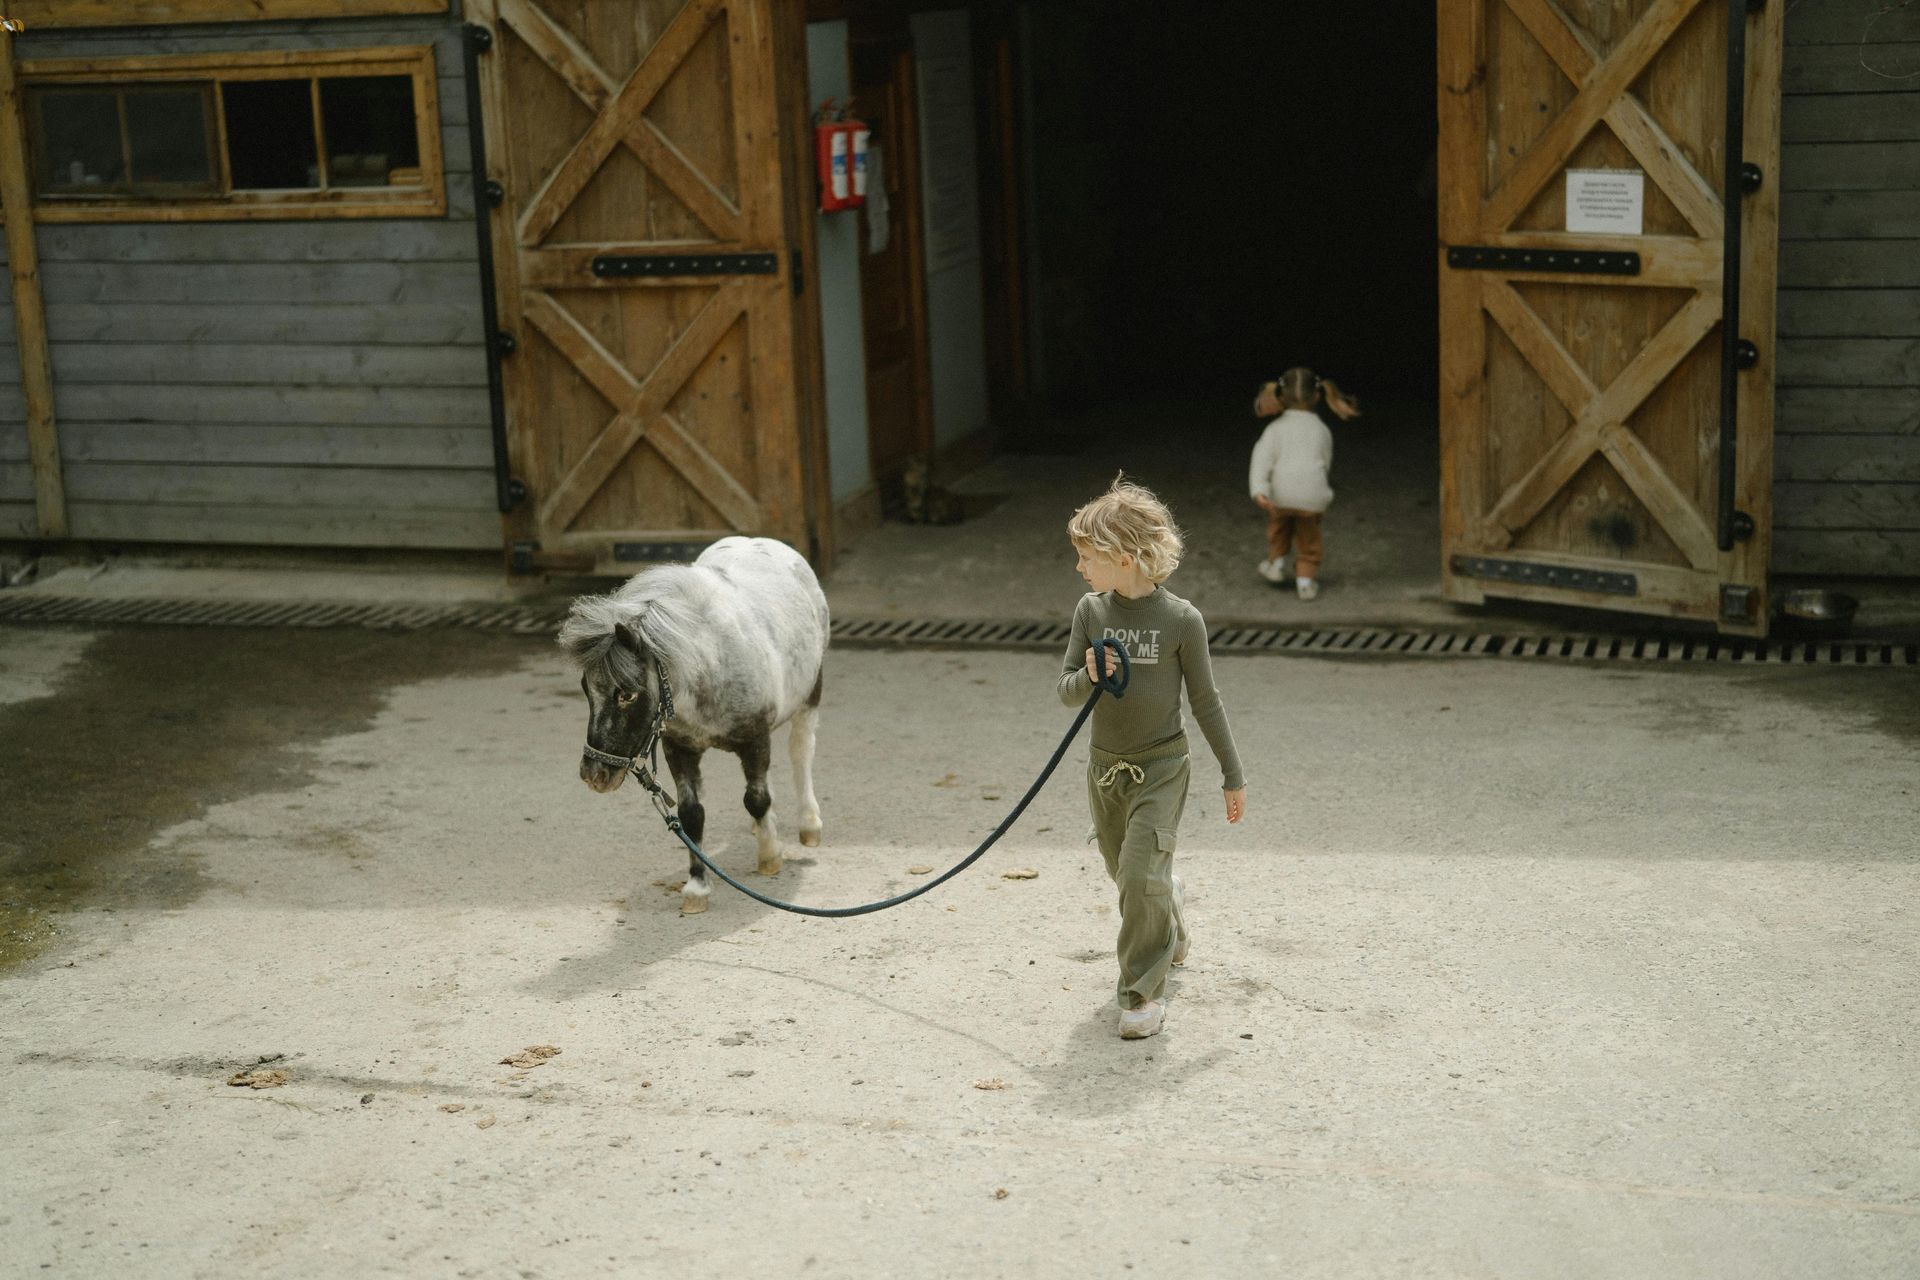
[1021,2,1439,408]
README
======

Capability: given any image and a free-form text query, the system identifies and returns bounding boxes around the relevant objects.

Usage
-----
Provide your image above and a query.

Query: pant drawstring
[1094,759,1146,788]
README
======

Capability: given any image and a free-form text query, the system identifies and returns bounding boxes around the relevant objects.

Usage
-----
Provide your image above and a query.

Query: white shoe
[1118,1001,1165,1039]
[1297,578,1319,601]
[1171,873,1190,966]
[1257,558,1286,584]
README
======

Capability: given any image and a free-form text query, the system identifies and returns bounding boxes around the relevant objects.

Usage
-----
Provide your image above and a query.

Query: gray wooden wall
[0,14,495,550]
[1776,1,1920,576]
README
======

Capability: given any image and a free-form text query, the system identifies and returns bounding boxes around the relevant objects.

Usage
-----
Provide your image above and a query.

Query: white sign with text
[1565,169,1645,235]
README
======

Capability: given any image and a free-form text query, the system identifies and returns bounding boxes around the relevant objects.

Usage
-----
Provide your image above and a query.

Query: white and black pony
[559,536,829,914]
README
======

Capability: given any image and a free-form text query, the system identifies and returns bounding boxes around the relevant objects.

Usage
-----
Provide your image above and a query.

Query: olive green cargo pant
[1086,736,1191,1010]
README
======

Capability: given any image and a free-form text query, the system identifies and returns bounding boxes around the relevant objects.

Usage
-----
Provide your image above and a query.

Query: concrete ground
[3,621,1917,1278]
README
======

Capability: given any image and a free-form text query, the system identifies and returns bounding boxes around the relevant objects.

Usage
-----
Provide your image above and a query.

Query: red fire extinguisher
[814,100,869,213]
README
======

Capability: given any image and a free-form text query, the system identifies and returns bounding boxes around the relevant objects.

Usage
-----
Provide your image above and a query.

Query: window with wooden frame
[21,46,445,221]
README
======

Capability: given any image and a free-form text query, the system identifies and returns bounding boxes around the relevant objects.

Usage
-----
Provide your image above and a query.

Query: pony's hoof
[799,827,821,848]
[756,857,784,877]
[680,878,711,915]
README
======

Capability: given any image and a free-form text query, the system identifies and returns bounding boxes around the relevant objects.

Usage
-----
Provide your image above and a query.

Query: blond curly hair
[1068,476,1184,583]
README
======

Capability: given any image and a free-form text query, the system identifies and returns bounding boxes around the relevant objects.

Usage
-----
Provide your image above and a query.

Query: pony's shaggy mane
[558,564,710,688]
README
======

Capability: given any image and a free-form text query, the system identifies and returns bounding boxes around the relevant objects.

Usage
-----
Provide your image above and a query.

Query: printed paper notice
[1565,169,1644,235]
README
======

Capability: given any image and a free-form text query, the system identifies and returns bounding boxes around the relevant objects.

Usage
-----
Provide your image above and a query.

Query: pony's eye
[616,690,639,709]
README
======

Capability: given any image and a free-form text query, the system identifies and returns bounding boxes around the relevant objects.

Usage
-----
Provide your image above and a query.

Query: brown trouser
[1266,508,1324,580]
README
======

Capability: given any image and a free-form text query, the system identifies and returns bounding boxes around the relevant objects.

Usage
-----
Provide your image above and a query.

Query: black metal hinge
[613,542,710,563]
[1452,555,1639,597]
[592,254,779,279]
[1446,245,1642,276]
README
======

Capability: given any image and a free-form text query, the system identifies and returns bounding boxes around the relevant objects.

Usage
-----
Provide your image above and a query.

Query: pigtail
[1319,378,1362,421]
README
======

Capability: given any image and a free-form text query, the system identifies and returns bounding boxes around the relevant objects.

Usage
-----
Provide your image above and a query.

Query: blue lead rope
[630,637,1130,918]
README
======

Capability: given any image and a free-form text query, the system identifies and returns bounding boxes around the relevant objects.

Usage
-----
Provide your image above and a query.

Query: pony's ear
[613,622,646,655]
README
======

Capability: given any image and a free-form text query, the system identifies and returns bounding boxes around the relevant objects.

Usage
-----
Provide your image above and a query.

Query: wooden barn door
[469,0,812,570]
[1437,0,1783,634]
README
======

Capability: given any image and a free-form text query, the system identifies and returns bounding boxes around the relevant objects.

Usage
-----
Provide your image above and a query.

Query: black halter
[581,660,675,778]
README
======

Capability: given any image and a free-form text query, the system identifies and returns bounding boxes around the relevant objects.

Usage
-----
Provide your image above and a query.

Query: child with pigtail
[1249,368,1362,600]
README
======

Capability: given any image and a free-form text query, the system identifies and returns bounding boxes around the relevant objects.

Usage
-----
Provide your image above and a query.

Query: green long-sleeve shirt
[1056,587,1245,791]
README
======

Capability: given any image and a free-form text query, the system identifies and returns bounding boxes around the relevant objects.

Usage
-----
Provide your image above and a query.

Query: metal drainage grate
[0,593,571,634]
[831,617,1920,667]
[1,596,1914,666]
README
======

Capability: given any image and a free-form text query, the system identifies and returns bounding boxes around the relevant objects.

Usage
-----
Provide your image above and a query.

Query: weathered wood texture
[1,15,494,551]
[0,26,65,537]
[1437,0,1781,632]
[468,0,813,569]
[10,1,448,28]
[1775,1,1920,575]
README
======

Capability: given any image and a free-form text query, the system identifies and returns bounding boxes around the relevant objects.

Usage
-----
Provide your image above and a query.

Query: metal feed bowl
[1775,588,1859,637]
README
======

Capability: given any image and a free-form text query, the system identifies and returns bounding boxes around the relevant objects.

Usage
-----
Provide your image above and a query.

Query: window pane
[223,78,319,189]
[30,88,125,192]
[319,75,421,187]
[125,87,215,190]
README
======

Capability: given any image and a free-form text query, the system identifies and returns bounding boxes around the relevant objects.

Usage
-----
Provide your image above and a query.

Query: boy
[1059,477,1246,1039]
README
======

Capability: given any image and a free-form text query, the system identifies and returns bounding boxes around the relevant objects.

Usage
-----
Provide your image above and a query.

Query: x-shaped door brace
[501,0,744,246]
[1490,0,1720,238]
[1481,280,1720,569]
[1473,0,1726,570]
[526,283,764,535]
[493,0,763,536]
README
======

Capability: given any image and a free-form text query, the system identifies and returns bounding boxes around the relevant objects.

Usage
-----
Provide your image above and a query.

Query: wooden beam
[1482,279,1599,417]
[1485,0,1705,233]
[515,0,724,248]
[493,0,741,242]
[772,0,835,565]
[1731,0,1783,631]
[22,47,437,80]
[521,290,761,531]
[496,0,617,109]
[1470,231,1722,287]
[1502,0,1724,240]
[525,282,749,531]
[624,118,745,241]
[649,409,764,531]
[1483,289,1721,542]
[1436,0,1489,602]
[0,27,64,538]
[1598,425,1719,569]
[9,0,448,26]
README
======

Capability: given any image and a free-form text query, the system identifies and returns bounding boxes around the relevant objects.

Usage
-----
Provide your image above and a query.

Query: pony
[559,536,830,914]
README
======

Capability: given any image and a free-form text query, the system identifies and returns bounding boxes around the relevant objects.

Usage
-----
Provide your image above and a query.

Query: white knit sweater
[1248,409,1335,513]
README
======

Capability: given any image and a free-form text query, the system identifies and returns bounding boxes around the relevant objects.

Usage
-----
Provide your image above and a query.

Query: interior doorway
[849,17,936,493]
[1012,2,1442,603]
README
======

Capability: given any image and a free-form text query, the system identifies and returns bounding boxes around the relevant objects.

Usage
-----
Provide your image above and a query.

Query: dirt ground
[2,621,1917,1278]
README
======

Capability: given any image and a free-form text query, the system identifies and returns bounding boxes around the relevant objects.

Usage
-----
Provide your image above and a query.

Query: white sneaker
[1171,873,1190,966]
[1297,578,1319,601]
[1118,1001,1165,1039]
[1257,558,1286,584]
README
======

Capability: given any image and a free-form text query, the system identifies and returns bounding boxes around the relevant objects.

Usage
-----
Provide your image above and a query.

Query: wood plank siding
[0,14,495,550]
[1775,2,1920,575]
